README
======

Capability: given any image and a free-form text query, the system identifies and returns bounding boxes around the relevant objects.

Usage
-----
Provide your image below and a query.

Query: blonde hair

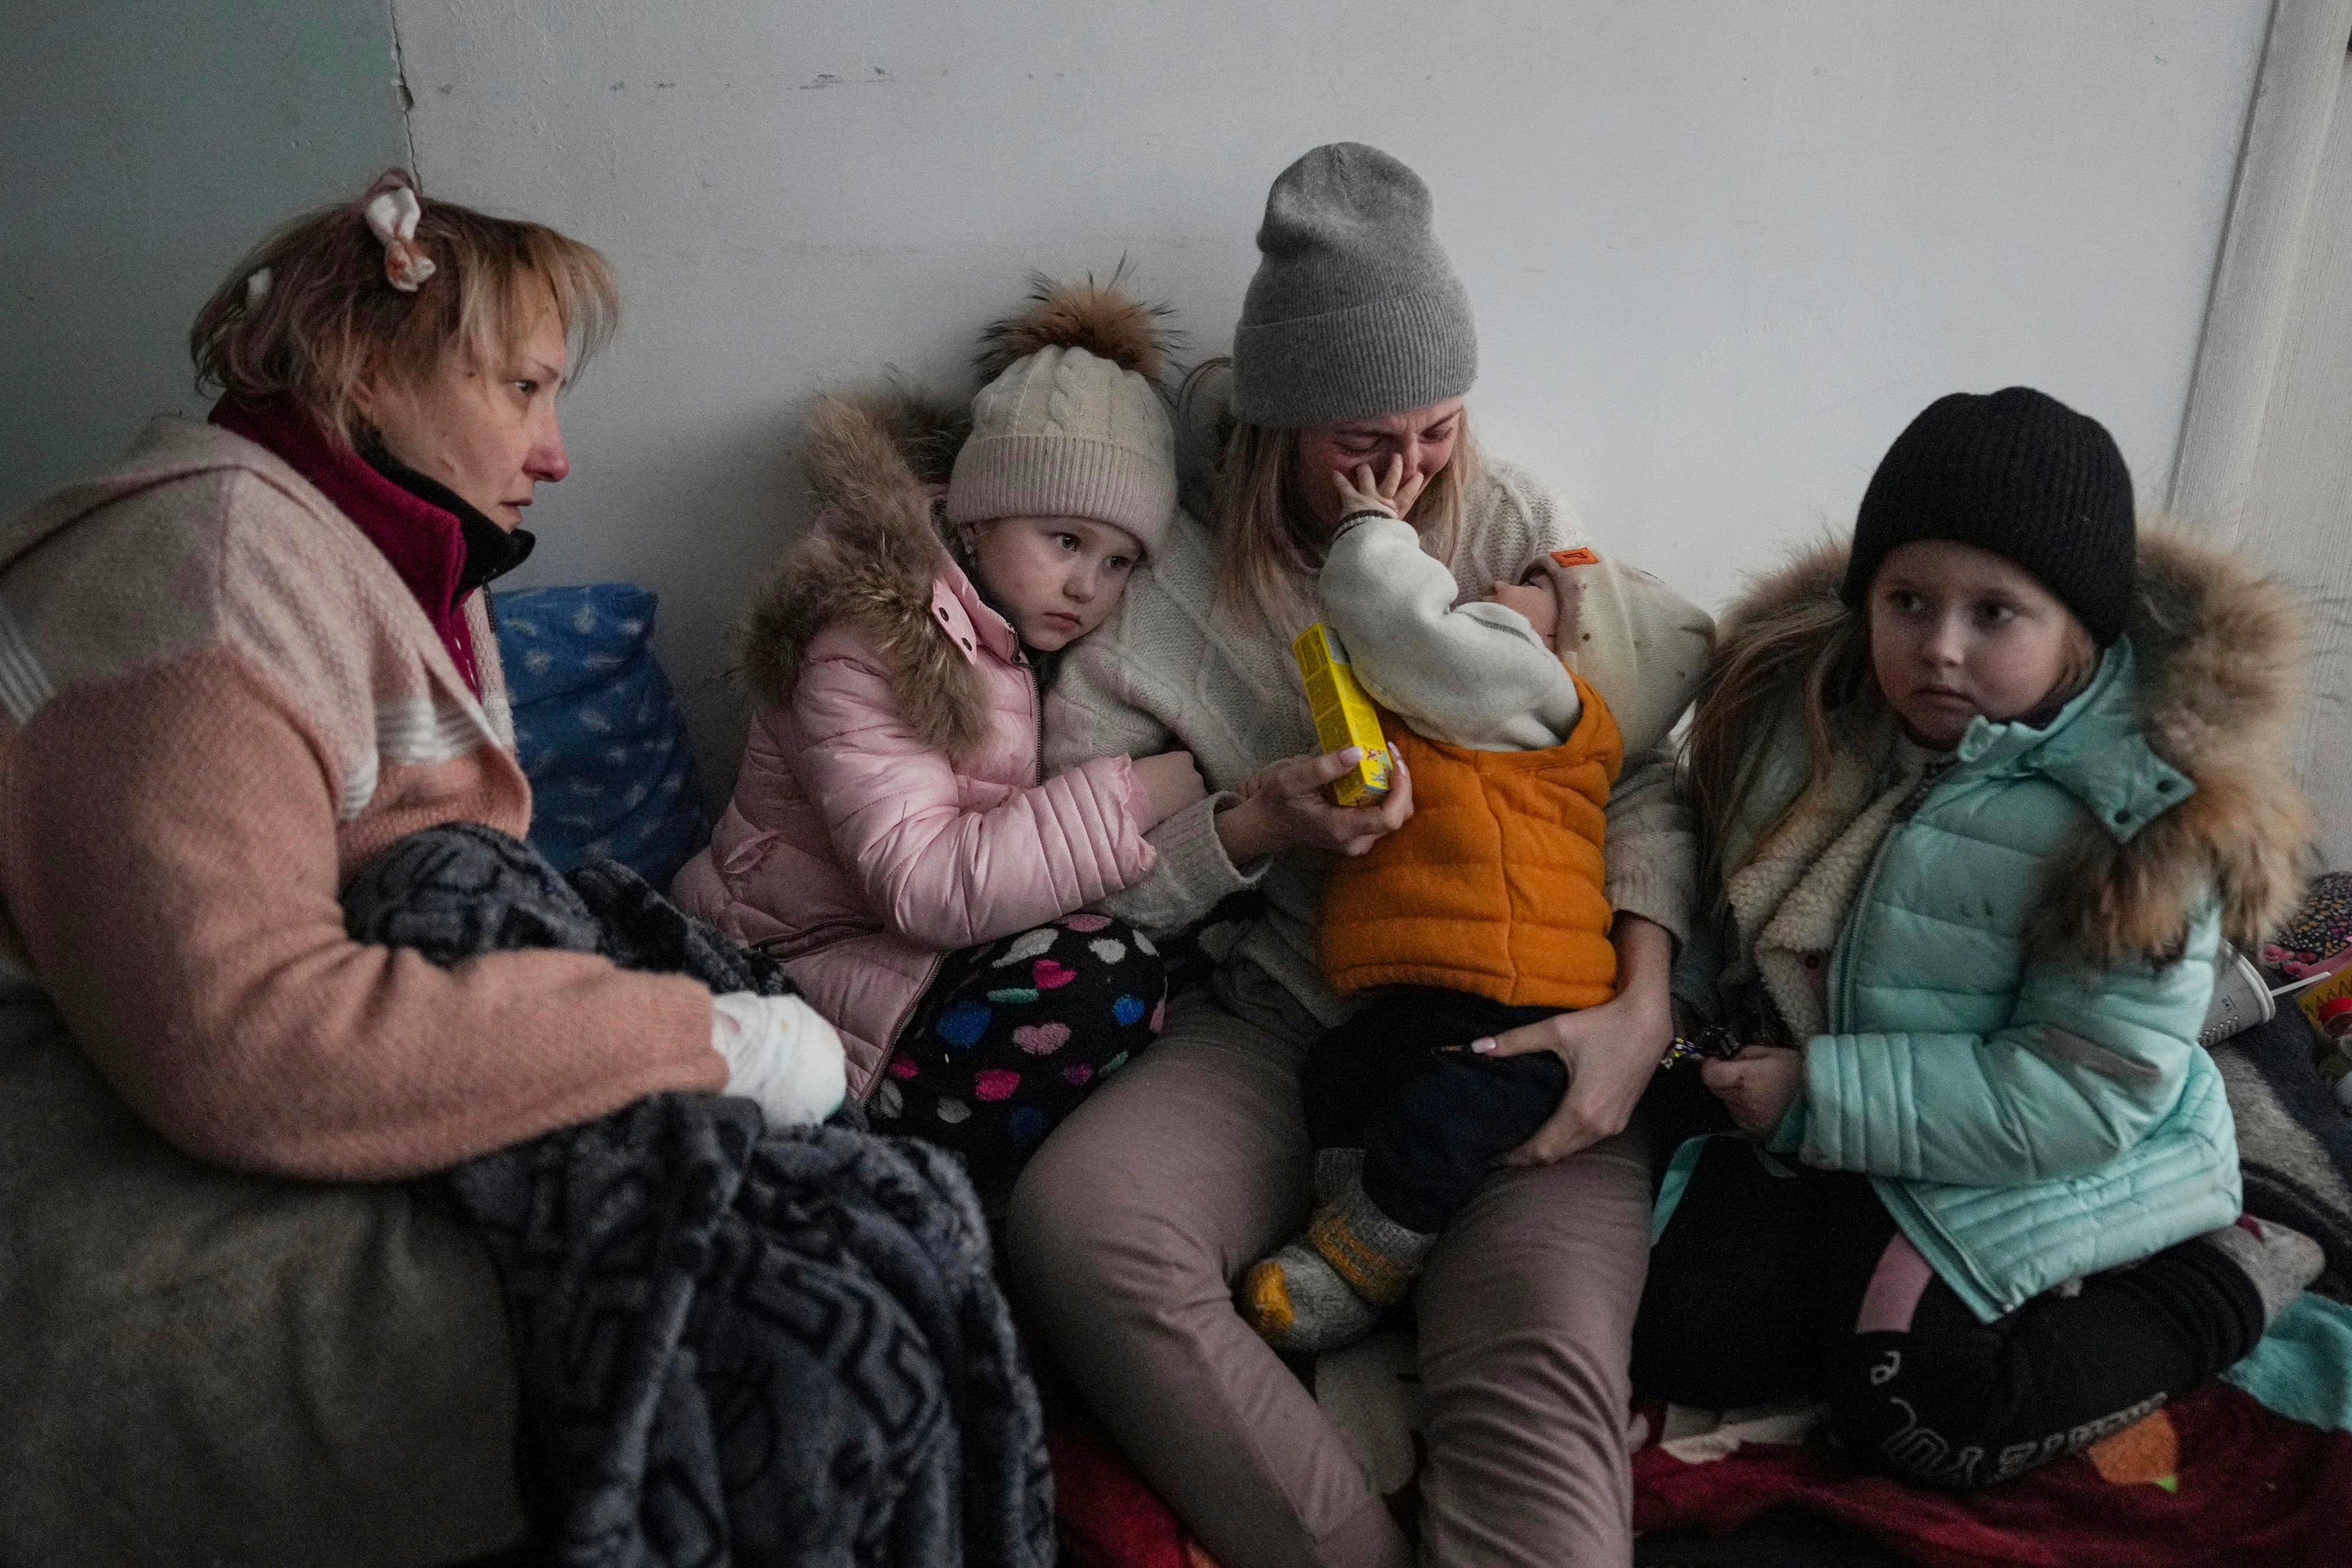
[190,169,619,447]
[1682,556,2103,886]
[1681,589,1877,888]
[1186,357,1482,633]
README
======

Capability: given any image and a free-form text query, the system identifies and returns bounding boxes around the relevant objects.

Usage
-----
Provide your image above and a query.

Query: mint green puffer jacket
[1681,531,2313,1322]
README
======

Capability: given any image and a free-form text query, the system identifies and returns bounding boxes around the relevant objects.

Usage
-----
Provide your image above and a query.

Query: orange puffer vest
[1317,671,1623,1009]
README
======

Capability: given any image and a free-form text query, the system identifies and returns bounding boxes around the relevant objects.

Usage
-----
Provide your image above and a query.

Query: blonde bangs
[491,223,620,379]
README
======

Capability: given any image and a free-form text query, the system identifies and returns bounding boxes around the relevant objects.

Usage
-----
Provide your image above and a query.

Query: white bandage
[709,992,848,1128]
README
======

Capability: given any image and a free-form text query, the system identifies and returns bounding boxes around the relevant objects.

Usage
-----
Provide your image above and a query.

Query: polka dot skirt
[872,913,1169,1178]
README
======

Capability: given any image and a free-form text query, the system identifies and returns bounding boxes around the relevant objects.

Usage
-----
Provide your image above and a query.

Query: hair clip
[362,185,436,293]
[243,267,272,307]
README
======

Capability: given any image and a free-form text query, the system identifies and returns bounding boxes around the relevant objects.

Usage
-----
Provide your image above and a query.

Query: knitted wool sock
[2197,1215,2324,1328]
[1241,1176,1435,1354]
[1313,1146,1365,1206]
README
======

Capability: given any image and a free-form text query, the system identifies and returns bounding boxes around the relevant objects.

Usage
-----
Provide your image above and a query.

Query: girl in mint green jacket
[1641,387,2321,1489]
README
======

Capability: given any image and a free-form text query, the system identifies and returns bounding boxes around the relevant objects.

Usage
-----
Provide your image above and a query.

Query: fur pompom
[975,264,1178,385]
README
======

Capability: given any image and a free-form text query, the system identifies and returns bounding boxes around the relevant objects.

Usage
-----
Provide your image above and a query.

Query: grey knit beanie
[1231,142,1478,429]
[947,277,1178,554]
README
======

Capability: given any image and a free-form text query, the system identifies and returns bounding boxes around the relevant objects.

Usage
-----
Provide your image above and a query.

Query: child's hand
[1331,453,1429,522]
[1134,750,1208,827]
[1700,1045,1803,1136]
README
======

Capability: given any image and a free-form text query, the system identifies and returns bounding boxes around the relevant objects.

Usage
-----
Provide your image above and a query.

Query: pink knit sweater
[0,416,726,1181]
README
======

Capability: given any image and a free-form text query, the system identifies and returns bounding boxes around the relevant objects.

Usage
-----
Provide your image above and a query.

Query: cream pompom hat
[947,273,1180,555]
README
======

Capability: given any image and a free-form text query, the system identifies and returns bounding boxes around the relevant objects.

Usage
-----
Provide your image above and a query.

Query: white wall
[389,0,2271,800]
[2237,50,2352,871]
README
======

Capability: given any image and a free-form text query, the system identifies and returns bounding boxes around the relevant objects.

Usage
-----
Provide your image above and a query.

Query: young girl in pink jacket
[674,280,1202,1177]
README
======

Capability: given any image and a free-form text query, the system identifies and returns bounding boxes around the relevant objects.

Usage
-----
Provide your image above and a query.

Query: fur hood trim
[976,269,1178,386]
[736,390,991,759]
[1717,527,2316,966]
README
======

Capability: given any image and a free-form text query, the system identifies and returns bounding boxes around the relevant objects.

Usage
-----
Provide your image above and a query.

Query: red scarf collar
[211,396,483,696]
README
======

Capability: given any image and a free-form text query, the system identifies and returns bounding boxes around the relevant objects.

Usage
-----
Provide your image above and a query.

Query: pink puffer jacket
[673,394,1157,1098]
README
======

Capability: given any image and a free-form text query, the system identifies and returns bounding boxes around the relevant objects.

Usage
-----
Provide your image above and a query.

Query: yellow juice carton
[1291,623,1392,807]
[2301,969,2352,1108]
[2299,966,2352,1035]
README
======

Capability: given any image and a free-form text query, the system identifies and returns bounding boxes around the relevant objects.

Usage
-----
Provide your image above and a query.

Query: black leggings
[1633,1135,2263,1489]
[873,913,1167,1180]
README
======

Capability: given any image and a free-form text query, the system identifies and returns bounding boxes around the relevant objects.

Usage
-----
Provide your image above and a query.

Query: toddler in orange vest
[1241,457,1710,1352]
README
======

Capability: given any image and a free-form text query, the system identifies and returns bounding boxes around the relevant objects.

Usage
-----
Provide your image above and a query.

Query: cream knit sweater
[1044,456,1698,1025]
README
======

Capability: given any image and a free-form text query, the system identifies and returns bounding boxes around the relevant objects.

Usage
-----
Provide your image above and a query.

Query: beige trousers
[1006,964,1651,1568]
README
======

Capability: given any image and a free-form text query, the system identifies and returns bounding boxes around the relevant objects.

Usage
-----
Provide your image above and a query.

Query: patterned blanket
[2211,1008,2352,1300]
[343,824,1055,1568]
[1051,1294,2352,1568]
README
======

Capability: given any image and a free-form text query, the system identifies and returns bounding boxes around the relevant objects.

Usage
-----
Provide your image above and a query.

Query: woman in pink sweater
[676,279,1206,1179]
[0,170,839,1564]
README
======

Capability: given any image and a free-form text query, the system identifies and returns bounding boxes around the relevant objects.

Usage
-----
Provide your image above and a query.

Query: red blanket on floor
[1049,1420,1225,1568]
[1051,1295,2352,1568]
[1631,1378,2349,1567]
[1055,1390,2350,1568]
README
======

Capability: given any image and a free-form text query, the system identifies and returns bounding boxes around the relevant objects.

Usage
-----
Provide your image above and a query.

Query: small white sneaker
[2199,943,2274,1047]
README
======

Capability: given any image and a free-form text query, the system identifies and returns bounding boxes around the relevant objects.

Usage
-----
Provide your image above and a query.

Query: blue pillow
[494,583,707,886]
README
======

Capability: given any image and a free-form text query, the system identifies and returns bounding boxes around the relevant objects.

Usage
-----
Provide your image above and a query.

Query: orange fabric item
[1317,670,1623,1009]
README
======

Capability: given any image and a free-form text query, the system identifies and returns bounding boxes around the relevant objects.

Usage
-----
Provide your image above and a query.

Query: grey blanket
[343,823,1054,1568]
[2211,1007,2352,1301]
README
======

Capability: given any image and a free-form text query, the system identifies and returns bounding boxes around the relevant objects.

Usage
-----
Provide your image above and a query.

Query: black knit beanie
[1840,387,2137,646]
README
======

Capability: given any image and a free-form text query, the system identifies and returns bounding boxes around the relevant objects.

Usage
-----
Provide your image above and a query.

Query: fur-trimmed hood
[737,271,1179,762]
[683,382,1162,1089]
[1712,527,2316,966]
[736,391,996,759]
